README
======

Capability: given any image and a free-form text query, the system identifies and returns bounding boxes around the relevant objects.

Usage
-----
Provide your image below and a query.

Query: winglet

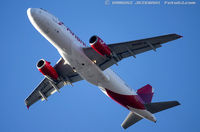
[26,105,30,110]
[25,100,30,110]
[176,34,183,38]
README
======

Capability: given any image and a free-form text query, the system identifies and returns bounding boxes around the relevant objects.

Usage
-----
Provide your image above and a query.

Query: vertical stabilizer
[137,84,154,104]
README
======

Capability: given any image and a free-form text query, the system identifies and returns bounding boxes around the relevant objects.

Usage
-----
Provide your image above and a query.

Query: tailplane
[144,101,180,114]
[121,101,180,129]
[137,84,154,104]
[121,112,143,129]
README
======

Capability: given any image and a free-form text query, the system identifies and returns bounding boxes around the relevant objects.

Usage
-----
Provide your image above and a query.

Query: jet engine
[89,35,111,56]
[37,59,59,81]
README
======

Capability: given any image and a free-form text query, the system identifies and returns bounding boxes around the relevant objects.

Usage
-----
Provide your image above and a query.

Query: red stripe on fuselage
[105,89,145,110]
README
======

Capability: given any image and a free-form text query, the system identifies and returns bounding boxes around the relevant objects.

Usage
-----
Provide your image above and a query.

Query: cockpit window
[40,8,47,12]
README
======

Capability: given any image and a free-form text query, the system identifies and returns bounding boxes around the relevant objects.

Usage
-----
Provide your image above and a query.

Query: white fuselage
[27,8,156,122]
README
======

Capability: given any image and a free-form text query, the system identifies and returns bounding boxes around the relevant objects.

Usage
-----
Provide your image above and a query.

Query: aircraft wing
[83,34,182,70]
[25,58,82,108]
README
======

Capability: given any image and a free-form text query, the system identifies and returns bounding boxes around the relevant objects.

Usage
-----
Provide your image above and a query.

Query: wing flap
[116,44,161,59]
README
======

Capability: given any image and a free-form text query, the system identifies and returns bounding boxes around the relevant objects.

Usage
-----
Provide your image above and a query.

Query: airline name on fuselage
[58,21,86,47]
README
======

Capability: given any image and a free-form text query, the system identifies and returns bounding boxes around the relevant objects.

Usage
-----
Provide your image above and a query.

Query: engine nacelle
[89,35,111,56]
[37,59,59,81]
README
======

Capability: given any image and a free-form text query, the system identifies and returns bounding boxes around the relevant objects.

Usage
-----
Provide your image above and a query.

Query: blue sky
[0,0,199,131]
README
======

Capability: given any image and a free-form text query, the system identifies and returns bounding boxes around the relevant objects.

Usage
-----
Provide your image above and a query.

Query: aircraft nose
[27,8,37,19]
[27,8,44,28]
[27,8,51,35]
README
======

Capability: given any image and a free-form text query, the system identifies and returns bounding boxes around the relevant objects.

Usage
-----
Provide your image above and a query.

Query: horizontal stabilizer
[121,101,180,129]
[144,101,180,114]
[121,112,143,129]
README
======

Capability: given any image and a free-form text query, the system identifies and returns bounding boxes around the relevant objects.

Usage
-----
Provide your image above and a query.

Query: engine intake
[37,59,59,81]
[89,35,111,56]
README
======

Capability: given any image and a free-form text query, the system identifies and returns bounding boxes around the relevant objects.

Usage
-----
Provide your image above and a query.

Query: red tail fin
[137,84,154,104]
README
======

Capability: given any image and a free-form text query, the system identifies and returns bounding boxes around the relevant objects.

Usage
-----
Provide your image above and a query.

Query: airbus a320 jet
[25,8,181,129]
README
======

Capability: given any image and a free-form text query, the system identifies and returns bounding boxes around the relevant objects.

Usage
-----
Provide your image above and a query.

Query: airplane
[25,8,181,129]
